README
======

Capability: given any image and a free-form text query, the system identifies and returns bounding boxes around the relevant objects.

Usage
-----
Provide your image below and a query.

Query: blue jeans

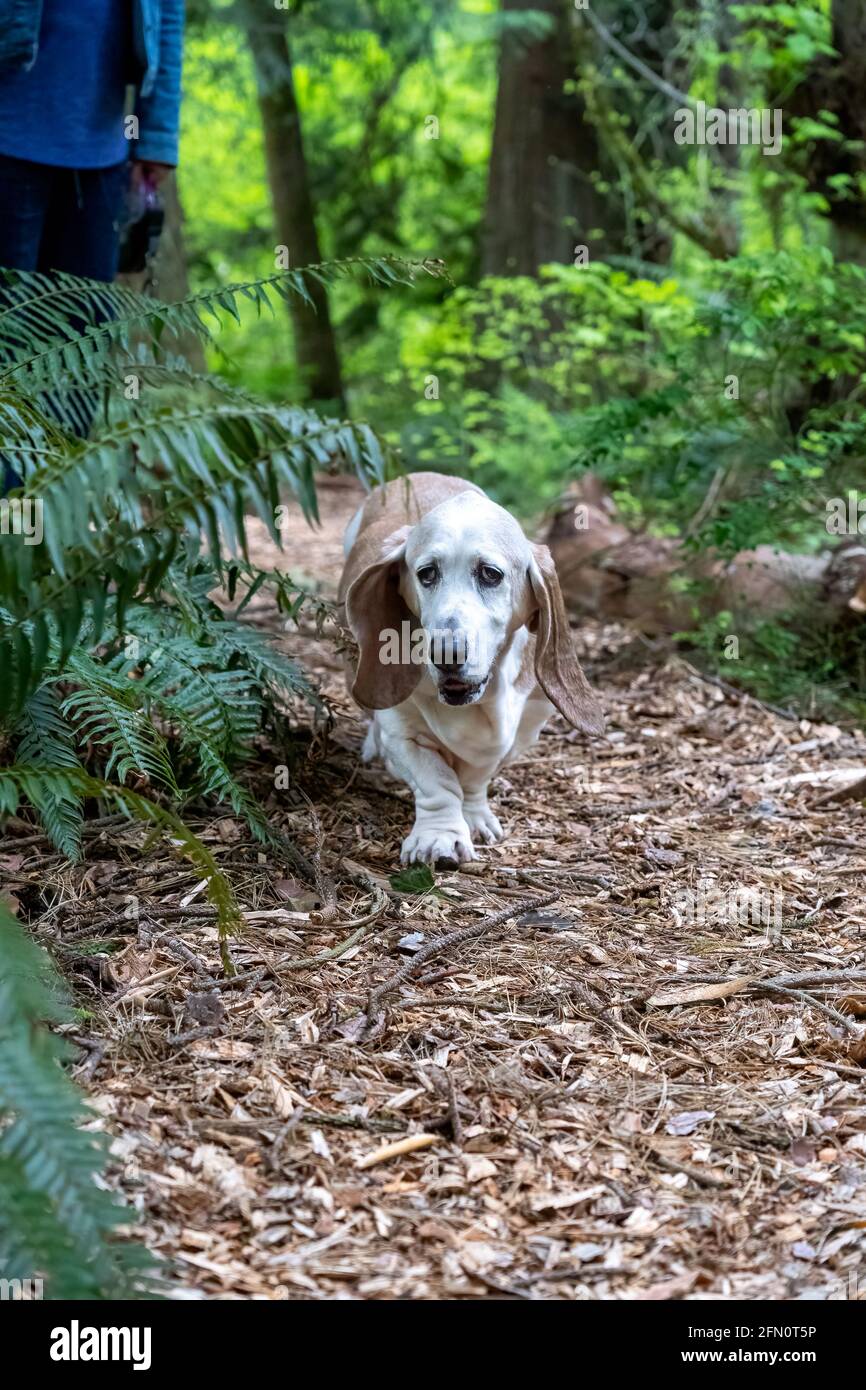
[0,152,128,279]
[0,154,128,489]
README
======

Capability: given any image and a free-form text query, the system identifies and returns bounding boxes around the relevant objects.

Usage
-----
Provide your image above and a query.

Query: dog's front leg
[378,717,475,867]
[458,764,504,845]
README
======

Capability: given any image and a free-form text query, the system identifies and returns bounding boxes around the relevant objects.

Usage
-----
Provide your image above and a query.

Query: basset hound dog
[339,472,604,867]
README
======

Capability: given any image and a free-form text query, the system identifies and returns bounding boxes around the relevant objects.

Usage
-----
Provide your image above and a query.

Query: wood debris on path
[4,478,864,1301]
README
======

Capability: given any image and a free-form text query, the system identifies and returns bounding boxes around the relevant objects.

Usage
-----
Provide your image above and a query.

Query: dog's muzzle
[437,673,489,705]
[430,624,489,704]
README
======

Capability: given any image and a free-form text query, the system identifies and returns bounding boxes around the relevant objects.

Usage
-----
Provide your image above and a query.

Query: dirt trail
[24,479,866,1299]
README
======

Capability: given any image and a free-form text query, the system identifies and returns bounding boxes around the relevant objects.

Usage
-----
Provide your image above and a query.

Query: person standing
[0,0,185,282]
[0,1,185,490]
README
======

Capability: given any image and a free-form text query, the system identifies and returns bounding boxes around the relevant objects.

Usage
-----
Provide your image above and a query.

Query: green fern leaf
[0,899,154,1297]
[14,685,84,858]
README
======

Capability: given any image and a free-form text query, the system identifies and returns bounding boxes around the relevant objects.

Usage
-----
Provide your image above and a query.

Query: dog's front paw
[401,819,477,869]
[463,801,504,845]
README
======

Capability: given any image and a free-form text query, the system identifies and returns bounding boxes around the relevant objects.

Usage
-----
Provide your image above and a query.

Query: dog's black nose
[433,649,464,671]
[430,625,469,669]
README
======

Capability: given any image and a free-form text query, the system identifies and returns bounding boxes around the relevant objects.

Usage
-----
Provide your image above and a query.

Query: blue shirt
[0,0,132,168]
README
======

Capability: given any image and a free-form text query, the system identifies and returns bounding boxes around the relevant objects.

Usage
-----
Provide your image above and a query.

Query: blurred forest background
[162,0,866,717]
[3,0,866,1299]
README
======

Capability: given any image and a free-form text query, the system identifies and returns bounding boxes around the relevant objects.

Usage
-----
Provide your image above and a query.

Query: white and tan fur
[339,473,603,867]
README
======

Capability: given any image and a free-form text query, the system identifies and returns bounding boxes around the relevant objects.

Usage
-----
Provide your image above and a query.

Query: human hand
[131,160,174,190]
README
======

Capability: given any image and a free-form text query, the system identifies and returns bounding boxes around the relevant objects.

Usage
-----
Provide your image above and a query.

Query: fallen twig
[281,886,388,970]
[776,1056,866,1081]
[644,1146,732,1190]
[363,891,560,1034]
[163,935,216,982]
[653,969,866,995]
[646,969,866,1038]
[167,1023,222,1048]
[356,1133,438,1169]
[306,799,339,924]
[429,1066,465,1145]
[678,659,800,722]
[761,984,862,1036]
[815,772,866,806]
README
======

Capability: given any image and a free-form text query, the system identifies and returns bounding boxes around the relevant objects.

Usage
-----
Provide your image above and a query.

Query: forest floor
[10,477,866,1301]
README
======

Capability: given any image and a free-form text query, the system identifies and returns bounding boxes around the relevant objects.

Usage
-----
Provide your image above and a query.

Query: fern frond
[0,410,389,715]
[14,685,84,858]
[192,742,274,844]
[62,651,181,795]
[0,767,242,965]
[0,253,427,715]
[209,618,326,714]
[0,256,446,393]
[0,899,154,1297]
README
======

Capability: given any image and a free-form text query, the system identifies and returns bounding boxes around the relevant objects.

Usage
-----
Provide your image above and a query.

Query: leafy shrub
[397,250,866,551]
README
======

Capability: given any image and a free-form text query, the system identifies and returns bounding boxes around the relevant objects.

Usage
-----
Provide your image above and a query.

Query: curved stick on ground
[283,886,389,971]
[308,804,339,923]
[363,890,561,1035]
[815,771,866,806]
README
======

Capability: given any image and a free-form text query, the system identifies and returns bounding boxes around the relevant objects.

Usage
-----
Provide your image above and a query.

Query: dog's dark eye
[478,564,504,588]
[417,564,438,587]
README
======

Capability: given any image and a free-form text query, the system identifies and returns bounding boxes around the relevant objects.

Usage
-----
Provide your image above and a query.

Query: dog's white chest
[418,682,528,769]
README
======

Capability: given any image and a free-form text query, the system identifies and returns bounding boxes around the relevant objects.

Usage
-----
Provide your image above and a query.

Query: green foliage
[381,247,865,719]
[0,898,154,1297]
[389,863,436,894]
[397,250,866,544]
[179,3,494,398]
[684,604,866,723]
[0,766,243,959]
[0,257,448,723]
[0,254,439,868]
[0,261,438,866]
[5,564,326,859]
[393,262,691,512]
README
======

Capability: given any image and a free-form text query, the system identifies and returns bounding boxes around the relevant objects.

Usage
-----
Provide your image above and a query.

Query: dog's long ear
[528,543,605,735]
[342,525,422,710]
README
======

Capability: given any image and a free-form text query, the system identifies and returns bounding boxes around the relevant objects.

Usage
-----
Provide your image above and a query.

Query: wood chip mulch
[4,479,865,1301]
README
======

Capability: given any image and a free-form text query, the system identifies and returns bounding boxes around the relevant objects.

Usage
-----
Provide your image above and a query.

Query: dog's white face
[399,493,533,705]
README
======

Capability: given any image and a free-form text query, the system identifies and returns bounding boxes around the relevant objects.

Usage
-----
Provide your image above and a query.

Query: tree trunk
[153,176,206,372]
[243,6,345,408]
[481,0,626,276]
[544,478,866,634]
[789,0,866,264]
[827,0,866,262]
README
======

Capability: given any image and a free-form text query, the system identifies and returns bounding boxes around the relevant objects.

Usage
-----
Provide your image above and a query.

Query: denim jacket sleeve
[0,0,43,73]
[133,0,185,166]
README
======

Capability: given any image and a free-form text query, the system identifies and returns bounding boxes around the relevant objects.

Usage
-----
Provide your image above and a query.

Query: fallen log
[544,476,866,635]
